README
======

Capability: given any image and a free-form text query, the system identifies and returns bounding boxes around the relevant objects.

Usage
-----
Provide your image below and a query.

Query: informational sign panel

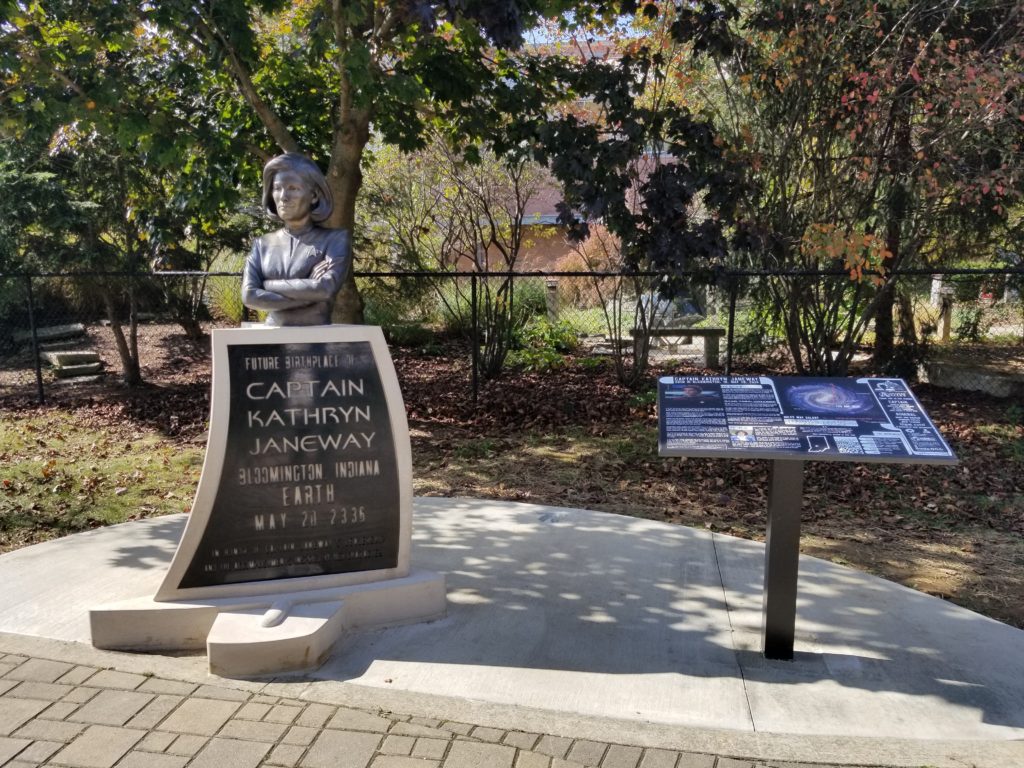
[658,376,956,464]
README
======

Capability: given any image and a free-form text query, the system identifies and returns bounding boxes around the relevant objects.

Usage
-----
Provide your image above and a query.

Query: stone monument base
[90,569,445,677]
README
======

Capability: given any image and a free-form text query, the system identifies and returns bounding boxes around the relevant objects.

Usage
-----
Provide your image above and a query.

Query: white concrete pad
[1,497,1023,751]
[714,532,1024,739]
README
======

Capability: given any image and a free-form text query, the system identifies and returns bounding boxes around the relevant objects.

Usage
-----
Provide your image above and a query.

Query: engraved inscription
[178,340,400,588]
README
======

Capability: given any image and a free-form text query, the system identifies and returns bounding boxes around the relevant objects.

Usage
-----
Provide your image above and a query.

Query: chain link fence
[1,268,1021,404]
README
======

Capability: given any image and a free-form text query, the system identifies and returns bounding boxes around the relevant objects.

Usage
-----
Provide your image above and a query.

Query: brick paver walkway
[0,651,875,768]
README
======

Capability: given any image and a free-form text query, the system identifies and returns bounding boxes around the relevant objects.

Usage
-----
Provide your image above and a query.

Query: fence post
[725,274,738,378]
[24,275,45,404]
[471,274,479,406]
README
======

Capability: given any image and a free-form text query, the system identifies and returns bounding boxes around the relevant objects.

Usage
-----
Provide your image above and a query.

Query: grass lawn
[0,409,203,550]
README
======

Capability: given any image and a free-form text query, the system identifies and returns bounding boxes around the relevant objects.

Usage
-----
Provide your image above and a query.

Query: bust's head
[261,153,333,224]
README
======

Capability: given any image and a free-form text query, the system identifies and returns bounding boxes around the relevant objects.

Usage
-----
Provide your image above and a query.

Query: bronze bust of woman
[241,153,351,326]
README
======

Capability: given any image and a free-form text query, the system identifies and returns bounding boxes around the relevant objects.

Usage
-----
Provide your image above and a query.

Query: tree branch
[192,12,299,154]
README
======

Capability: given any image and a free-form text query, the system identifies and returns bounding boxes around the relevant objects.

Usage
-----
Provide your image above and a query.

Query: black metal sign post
[763,459,804,659]
[657,375,957,660]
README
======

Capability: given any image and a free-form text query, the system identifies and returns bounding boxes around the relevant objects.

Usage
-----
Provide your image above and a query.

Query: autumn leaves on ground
[1,325,1022,628]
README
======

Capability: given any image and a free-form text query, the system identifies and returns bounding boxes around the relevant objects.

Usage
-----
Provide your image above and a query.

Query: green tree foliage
[1,2,262,381]
[503,30,743,295]
[3,1,652,324]
[669,0,1023,373]
[140,0,617,322]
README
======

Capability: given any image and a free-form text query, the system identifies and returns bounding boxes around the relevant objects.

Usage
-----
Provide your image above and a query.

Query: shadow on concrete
[308,498,1024,733]
[1,499,1022,736]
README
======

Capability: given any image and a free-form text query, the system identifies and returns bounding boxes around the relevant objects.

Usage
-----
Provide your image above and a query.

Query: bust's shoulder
[255,229,289,249]
[311,226,351,257]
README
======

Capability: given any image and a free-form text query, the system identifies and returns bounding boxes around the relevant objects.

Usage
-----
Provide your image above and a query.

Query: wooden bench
[630,327,726,368]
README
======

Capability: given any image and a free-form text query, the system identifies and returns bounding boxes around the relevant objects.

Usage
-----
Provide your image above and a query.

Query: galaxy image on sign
[779,381,882,419]
[657,375,956,463]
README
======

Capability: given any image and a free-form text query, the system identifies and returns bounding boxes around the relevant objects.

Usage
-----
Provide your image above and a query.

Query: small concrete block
[8,681,74,701]
[13,323,85,343]
[0,698,48,736]
[18,739,63,762]
[470,726,505,742]
[42,702,79,720]
[370,757,439,768]
[443,740,515,768]
[68,689,154,726]
[675,754,715,768]
[236,702,272,721]
[440,722,474,736]
[412,738,449,760]
[713,760,754,768]
[4,658,73,683]
[85,670,147,691]
[265,704,303,724]
[127,695,182,729]
[188,737,271,768]
[165,734,207,757]
[157,698,240,736]
[0,679,16,695]
[502,732,539,750]
[0,736,30,764]
[44,350,100,367]
[566,740,606,765]
[639,750,679,768]
[251,694,279,704]
[218,718,289,742]
[602,745,642,768]
[551,759,589,768]
[534,735,572,759]
[514,753,550,768]
[63,686,100,704]
[302,729,381,768]
[283,725,318,746]
[117,752,188,768]
[50,724,144,768]
[409,717,442,728]
[296,703,335,728]
[382,734,416,755]
[326,708,391,732]
[0,656,29,665]
[137,731,177,752]
[192,684,251,702]
[53,361,103,378]
[58,667,100,686]
[13,717,85,741]
[267,743,306,767]
[390,721,446,738]
[137,679,197,696]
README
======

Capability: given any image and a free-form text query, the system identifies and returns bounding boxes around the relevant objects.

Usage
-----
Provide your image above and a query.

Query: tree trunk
[897,289,917,346]
[102,284,142,387]
[873,79,913,369]
[783,279,807,374]
[328,111,370,325]
[873,279,896,367]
